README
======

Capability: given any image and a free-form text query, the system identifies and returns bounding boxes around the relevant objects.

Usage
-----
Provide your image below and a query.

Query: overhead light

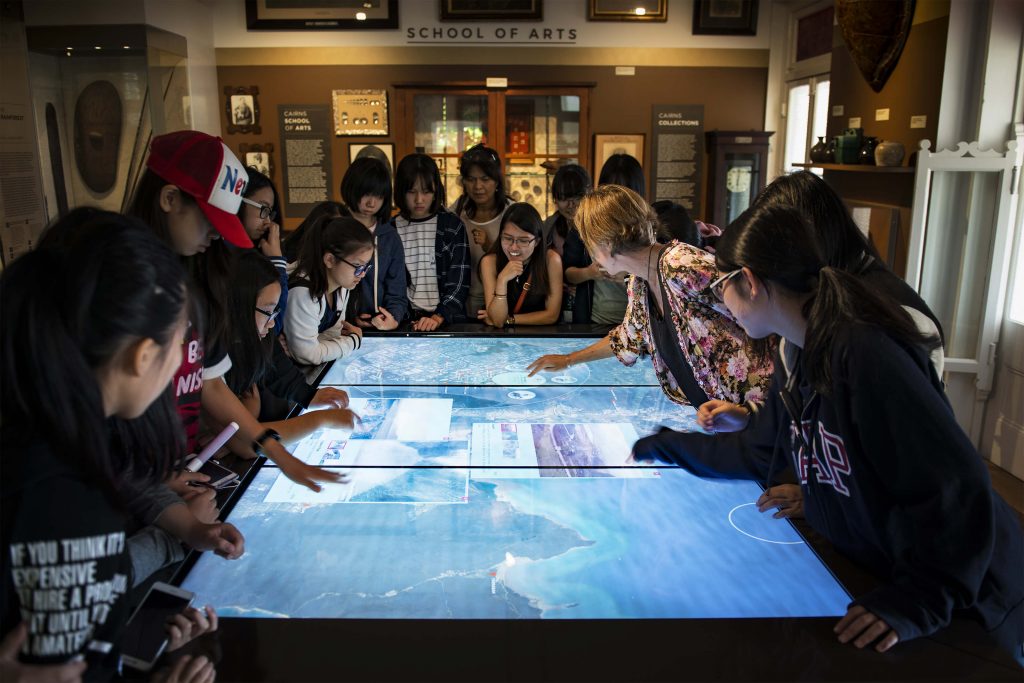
[123,45,131,49]
[355,11,366,20]
[94,46,102,50]
[635,6,646,15]
[66,46,73,50]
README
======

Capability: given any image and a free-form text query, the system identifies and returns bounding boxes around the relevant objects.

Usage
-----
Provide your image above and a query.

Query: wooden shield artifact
[836,0,916,93]
[74,80,122,193]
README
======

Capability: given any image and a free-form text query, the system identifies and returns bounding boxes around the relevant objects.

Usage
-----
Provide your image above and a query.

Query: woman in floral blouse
[527,185,772,411]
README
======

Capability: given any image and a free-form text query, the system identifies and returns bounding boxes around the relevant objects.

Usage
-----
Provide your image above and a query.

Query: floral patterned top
[608,241,773,406]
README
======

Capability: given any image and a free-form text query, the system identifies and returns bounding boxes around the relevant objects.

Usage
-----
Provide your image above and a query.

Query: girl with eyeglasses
[238,167,289,319]
[284,216,374,365]
[342,156,408,331]
[452,144,513,318]
[129,130,342,494]
[479,202,563,327]
[527,185,772,411]
[223,251,358,443]
[644,203,1024,662]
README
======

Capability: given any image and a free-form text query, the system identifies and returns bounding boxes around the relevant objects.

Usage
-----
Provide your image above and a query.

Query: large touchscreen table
[179,336,850,620]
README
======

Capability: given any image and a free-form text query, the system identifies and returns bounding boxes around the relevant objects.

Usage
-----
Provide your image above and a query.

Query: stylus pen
[186,422,239,472]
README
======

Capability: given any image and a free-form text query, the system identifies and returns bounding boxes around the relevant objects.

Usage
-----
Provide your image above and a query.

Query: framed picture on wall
[333,89,389,136]
[440,0,543,22]
[225,86,261,134]
[593,134,645,180]
[349,143,395,176]
[240,143,274,179]
[588,0,667,22]
[245,0,399,30]
[692,0,759,36]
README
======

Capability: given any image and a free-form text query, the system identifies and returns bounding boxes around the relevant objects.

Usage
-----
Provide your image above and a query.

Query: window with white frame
[780,3,834,175]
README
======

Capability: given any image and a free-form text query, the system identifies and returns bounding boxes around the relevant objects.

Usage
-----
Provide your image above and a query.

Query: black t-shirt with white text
[1,439,131,680]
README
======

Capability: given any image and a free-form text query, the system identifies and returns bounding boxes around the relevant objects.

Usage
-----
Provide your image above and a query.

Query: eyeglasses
[255,305,281,325]
[709,269,742,302]
[338,255,373,277]
[241,197,277,221]
[501,235,537,248]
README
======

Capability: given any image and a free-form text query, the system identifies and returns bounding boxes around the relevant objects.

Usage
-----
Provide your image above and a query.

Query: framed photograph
[693,0,759,36]
[588,0,667,22]
[333,89,389,136]
[593,133,645,180]
[224,86,261,134]
[349,143,395,175]
[240,143,274,179]
[245,0,399,30]
[440,0,543,22]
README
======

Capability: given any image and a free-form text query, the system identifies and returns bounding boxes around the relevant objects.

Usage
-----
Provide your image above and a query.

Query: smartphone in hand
[120,582,194,672]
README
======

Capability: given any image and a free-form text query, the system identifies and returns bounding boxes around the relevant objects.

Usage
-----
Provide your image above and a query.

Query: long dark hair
[457,144,507,219]
[485,202,552,298]
[716,205,937,395]
[1,212,186,501]
[239,166,282,224]
[224,251,279,397]
[341,156,392,226]
[295,215,375,300]
[753,171,881,271]
[284,201,348,263]
[394,153,445,218]
[598,153,645,197]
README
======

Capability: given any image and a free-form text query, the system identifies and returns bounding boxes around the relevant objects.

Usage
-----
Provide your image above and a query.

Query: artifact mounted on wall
[225,86,261,134]
[332,89,388,136]
[74,80,122,194]
[836,0,916,93]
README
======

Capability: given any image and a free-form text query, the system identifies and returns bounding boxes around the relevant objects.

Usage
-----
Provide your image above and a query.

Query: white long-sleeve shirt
[283,284,360,365]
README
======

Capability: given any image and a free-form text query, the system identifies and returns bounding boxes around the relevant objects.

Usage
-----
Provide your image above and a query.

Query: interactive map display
[179,336,849,621]
[319,337,658,386]
[180,467,850,619]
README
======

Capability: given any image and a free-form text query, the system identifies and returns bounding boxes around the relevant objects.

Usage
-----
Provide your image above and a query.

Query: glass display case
[399,85,590,217]
[25,25,189,221]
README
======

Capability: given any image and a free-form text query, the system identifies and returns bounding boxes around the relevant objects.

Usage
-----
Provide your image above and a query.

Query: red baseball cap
[146,131,253,248]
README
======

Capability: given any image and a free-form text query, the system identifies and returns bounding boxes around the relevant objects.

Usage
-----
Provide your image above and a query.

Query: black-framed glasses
[255,305,281,325]
[338,255,373,277]
[501,235,537,248]
[709,268,742,302]
[241,197,277,221]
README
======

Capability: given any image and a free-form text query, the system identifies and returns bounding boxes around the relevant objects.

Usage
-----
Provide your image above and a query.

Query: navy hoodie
[635,325,1024,648]
[351,220,409,323]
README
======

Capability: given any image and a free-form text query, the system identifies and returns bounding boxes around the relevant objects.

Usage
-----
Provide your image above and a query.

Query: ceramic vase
[875,140,906,167]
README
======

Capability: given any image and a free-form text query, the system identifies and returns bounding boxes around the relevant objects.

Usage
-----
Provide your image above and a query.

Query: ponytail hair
[294,216,375,300]
[716,205,938,395]
[1,211,187,500]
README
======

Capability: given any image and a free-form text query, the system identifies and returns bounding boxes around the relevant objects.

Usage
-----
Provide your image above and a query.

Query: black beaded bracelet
[253,428,281,455]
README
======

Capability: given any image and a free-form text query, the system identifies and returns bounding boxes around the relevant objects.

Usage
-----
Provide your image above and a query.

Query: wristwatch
[504,315,516,327]
[252,428,282,456]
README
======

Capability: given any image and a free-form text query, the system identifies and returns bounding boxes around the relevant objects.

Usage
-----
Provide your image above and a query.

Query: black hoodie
[635,324,1024,648]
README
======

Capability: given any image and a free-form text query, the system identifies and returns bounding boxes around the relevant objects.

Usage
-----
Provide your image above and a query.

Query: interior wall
[822,2,950,272]
[217,62,768,228]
